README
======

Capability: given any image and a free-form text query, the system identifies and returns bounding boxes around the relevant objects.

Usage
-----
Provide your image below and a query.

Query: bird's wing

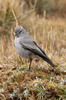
[20,37,57,67]
[20,37,48,59]
[33,41,47,56]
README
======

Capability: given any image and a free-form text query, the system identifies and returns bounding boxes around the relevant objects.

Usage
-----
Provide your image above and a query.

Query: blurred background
[0,0,66,66]
[0,0,66,100]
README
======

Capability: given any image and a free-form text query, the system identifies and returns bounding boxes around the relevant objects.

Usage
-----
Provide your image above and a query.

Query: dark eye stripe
[16,30,22,36]
[18,30,22,34]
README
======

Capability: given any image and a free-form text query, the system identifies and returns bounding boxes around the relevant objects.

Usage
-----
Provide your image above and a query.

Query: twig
[12,9,19,27]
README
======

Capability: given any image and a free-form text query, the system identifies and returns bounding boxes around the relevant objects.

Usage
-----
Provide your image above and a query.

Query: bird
[14,26,57,71]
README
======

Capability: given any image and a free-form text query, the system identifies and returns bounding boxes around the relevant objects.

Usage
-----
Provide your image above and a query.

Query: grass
[0,0,66,100]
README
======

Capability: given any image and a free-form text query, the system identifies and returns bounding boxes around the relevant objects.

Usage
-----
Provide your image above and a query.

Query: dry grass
[0,0,66,100]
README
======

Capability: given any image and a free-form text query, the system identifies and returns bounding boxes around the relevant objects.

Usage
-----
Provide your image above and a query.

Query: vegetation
[0,0,66,100]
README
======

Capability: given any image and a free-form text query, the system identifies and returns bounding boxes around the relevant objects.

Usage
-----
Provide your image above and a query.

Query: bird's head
[14,26,26,37]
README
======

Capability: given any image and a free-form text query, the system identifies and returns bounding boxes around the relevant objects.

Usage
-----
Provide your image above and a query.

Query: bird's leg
[28,58,32,71]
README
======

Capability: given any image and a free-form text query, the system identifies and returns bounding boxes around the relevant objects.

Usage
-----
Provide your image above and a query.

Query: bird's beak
[13,32,16,36]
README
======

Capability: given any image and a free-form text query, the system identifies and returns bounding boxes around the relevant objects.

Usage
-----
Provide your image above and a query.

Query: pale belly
[14,37,35,58]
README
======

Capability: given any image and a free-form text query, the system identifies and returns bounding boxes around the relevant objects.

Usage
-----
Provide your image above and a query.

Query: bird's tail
[36,45,57,67]
[42,56,57,67]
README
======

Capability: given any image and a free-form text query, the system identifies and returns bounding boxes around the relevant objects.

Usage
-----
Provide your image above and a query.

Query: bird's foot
[24,69,32,73]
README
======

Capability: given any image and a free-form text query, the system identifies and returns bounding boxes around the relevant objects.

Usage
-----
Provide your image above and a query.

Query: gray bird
[14,26,57,71]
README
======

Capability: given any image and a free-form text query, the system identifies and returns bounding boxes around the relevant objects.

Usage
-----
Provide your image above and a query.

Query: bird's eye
[18,30,22,34]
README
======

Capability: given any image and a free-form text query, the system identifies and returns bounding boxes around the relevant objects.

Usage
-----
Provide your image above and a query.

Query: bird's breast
[14,37,33,58]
